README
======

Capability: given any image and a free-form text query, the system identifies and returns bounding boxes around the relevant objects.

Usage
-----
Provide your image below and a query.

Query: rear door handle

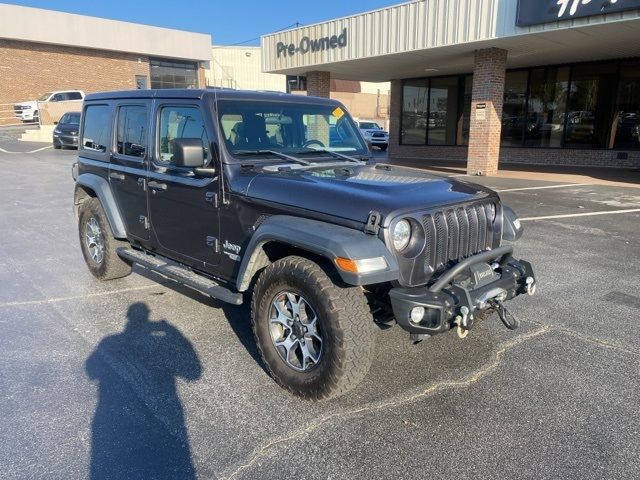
[148,181,167,191]
[109,172,125,181]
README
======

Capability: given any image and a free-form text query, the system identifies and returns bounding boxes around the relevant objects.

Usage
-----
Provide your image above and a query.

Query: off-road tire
[252,256,375,400]
[78,197,132,281]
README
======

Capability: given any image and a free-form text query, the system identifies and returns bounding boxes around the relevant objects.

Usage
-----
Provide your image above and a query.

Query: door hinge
[205,191,218,208]
[206,236,220,253]
[364,210,381,235]
[139,215,150,230]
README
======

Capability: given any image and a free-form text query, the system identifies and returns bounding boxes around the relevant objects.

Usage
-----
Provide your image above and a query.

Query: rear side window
[116,105,148,158]
[81,105,111,153]
[158,106,209,164]
[67,92,83,100]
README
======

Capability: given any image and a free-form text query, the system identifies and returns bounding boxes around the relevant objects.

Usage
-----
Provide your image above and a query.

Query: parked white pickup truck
[14,90,84,122]
[357,120,389,151]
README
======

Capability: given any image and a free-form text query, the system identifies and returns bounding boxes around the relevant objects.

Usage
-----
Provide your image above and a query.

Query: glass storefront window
[525,67,569,148]
[460,75,472,146]
[565,62,617,149]
[501,71,528,147]
[613,60,640,150]
[427,77,459,145]
[401,80,428,145]
[150,59,198,89]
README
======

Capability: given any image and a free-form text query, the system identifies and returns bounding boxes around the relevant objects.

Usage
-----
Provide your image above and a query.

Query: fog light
[410,306,426,325]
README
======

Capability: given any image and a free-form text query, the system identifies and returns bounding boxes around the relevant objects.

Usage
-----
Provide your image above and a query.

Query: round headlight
[392,219,411,251]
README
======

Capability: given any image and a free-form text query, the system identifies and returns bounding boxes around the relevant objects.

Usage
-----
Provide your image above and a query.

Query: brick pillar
[306,71,330,98]
[467,48,508,176]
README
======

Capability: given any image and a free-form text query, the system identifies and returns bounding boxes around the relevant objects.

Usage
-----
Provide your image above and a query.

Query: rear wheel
[252,256,375,400]
[78,198,132,280]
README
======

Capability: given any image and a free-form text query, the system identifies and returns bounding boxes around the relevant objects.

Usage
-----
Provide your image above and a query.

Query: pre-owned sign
[517,0,640,26]
[276,28,347,58]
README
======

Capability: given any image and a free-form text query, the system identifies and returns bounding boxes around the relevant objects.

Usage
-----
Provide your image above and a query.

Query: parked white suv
[14,90,84,122]
[358,121,389,151]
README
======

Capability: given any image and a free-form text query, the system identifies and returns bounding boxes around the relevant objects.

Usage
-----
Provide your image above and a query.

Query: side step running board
[117,248,243,305]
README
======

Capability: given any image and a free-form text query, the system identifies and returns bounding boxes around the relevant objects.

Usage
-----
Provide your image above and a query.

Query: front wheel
[252,256,375,400]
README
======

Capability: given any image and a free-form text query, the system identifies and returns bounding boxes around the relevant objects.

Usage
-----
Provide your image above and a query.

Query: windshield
[359,122,381,130]
[59,112,81,125]
[38,92,53,101]
[217,100,369,159]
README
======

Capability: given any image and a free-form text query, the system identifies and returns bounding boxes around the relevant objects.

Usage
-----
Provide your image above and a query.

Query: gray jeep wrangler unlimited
[73,89,536,400]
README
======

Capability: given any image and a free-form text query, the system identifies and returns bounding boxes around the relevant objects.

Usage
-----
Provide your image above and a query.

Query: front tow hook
[490,300,520,330]
[454,306,474,339]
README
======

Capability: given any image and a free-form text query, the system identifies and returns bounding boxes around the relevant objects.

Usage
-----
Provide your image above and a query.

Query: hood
[361,129,388,135]
[234,163,496,227]
[15,101,37,107]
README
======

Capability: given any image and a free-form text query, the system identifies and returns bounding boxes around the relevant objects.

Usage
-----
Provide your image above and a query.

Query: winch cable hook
[490,299,520,331]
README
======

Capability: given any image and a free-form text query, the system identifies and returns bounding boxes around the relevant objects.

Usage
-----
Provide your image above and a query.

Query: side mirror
[172,138,205,168]
[53,121,58,125]
[502,206,523,242]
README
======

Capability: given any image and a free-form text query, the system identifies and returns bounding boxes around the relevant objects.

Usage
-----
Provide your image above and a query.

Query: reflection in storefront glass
[613,60,640,150]
[565,63,617,149]
[427,77,459,145]
[524,67,569,148]
[401,79,429,145]
[501,71,528,147]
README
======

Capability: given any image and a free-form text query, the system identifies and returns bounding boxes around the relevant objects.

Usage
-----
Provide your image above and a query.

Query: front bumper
[389,246,535,336]
[53,134,78,147]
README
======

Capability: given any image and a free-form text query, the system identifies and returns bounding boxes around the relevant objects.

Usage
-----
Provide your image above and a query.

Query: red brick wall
[0,39,150,107]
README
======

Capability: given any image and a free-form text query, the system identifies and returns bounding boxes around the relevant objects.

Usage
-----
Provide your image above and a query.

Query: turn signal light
[335,257,387,274]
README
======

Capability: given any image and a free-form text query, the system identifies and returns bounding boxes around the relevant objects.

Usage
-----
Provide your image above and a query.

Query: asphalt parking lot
[1,144,639,480]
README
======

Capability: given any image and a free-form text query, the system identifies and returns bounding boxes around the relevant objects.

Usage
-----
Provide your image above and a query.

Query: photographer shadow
[85,302,202,480]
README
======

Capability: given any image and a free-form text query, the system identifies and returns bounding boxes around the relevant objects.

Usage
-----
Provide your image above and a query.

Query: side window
[67,92,83,100]
[158,106,209,164]
[116,105,148,158]
[51,93,64,102]
[81,105,111,153]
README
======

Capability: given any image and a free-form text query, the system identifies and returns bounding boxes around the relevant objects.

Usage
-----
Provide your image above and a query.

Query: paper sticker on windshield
[332,107,344,119]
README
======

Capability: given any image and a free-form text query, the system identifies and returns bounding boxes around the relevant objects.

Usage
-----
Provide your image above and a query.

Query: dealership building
[0,3,211,121]
[261,0,640,173]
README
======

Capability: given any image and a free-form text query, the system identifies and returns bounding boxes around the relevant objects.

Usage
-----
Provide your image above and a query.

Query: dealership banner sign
[517,0,640,26]
[276,28,347,58]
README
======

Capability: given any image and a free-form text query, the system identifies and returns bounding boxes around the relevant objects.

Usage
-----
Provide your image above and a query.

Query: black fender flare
[74,173,127,239]
[236,215,399,292]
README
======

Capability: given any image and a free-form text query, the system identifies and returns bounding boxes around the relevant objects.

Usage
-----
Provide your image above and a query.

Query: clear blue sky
[5,0,399,45]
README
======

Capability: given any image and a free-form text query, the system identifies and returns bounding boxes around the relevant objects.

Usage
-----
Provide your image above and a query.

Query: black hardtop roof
[83,88,342,106]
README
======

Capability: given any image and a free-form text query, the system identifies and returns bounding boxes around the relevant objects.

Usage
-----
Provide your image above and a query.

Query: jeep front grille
[421,202,495,273]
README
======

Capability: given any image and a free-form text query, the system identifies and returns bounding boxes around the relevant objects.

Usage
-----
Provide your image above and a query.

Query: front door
[148,102,220,268]
[109,102,151,240]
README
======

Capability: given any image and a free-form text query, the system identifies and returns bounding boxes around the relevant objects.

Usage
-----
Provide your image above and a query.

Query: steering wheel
[302,139,325,149]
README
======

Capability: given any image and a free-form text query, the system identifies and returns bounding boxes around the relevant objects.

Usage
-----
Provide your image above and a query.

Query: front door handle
[109,172,125,181]
[148,181,167,191]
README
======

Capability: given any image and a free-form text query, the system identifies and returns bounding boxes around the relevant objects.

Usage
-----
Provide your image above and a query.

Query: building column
[306,71,331,98]
[467,48,508,176]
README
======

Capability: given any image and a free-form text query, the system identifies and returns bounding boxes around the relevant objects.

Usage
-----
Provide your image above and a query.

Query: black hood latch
[364,211,382,235]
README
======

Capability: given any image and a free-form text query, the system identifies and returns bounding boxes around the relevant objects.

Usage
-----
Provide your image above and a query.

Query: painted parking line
[496,183,590,192]
[520,208,640,221]
[0,145,53,154]
[0,284,161,308]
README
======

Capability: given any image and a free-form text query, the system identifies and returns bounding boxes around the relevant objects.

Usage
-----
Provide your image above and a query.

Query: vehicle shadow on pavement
[85,302,202,480]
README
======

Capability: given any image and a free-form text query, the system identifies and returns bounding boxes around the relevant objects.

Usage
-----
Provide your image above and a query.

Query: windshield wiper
[292,148,364,163]
[234,150,311,166]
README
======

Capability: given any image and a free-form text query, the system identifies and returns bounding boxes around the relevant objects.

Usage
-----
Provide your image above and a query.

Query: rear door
[109,102,151,241]
[147,101,221,267]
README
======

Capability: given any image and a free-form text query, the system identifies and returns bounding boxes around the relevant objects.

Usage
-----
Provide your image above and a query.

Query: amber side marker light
[335,257,388,274]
